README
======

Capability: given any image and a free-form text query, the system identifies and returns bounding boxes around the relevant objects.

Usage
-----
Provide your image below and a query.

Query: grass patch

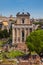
[0,40,6,47]
[31,51,38,55]
[7,50,24,59]
[0,50,24,60]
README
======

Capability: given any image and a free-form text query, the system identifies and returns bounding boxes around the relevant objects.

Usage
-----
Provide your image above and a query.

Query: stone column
[20,28,22,43]
[12,25,15,45]
[15,28,17,44]
[28,28,30,36]
[24,28,26,42]
[16,29,18,43]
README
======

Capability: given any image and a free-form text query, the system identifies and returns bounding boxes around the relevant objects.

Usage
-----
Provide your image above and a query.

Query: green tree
[0,29,9,39]
[0,30,3,39]
[2,29,9,38]
[26,30,43,56]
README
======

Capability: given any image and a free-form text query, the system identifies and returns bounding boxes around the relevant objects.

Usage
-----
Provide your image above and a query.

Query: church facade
[12,12,33,46]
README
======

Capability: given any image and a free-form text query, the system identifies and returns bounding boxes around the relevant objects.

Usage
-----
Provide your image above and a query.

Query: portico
[12,24,33,45]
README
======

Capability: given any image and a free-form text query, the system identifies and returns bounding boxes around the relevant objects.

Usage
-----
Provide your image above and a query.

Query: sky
[0,0,43,18]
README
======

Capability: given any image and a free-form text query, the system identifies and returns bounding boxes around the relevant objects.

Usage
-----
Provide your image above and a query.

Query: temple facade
[12,12,33,45]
